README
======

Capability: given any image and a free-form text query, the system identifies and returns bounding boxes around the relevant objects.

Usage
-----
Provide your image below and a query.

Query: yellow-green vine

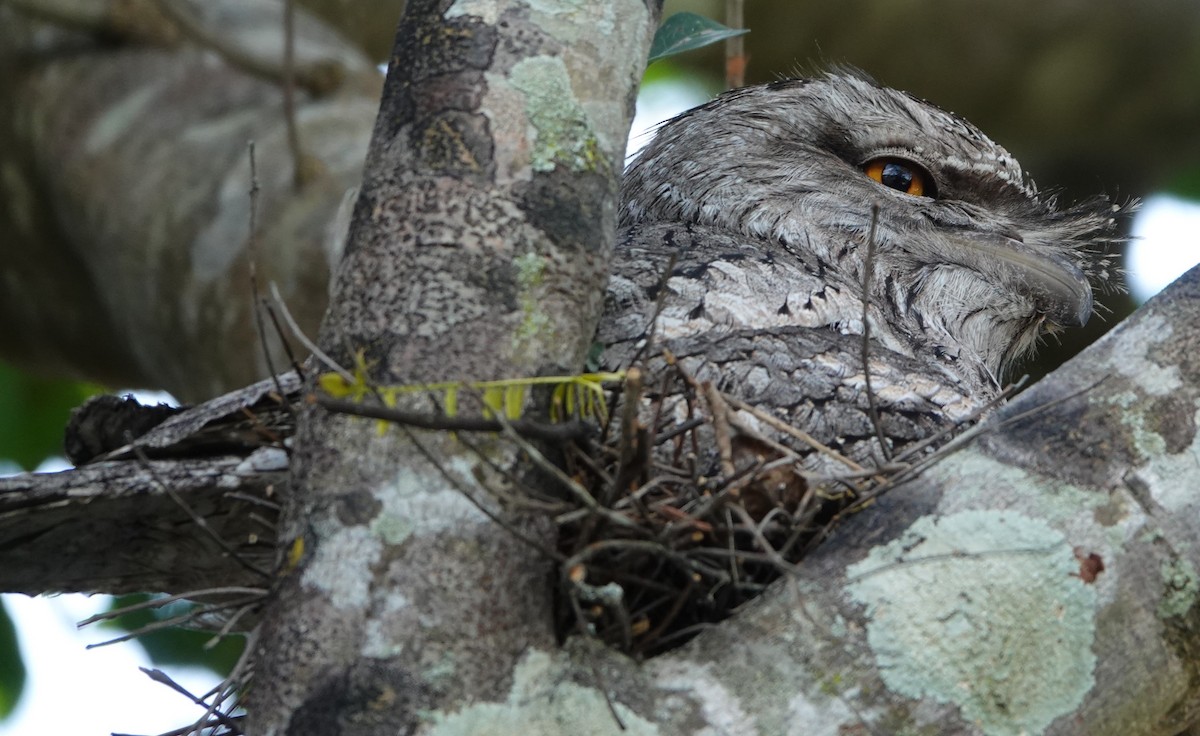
[318,351,623,430]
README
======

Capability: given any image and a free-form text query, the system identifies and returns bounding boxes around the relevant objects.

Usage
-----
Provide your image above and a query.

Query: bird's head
[621,71,1126,393]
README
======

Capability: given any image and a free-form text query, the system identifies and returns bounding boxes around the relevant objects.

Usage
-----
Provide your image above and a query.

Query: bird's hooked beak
[953,232,1094,328]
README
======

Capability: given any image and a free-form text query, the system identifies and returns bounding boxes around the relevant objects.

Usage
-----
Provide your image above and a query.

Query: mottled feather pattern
[602,71,1123,468]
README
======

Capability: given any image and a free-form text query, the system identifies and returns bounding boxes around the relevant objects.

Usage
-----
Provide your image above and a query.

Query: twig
[87,596,261,649]
[860,203,892,461]
[269,281,354,383]
[78,587,267,626]
[702,381,736,479]
[393,421,564,562]
[721,395,865,473]
[316,395,593,443]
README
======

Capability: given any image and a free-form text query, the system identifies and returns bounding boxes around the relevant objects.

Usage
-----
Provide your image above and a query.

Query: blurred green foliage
[0,361,100,471]
[0,602,24,719]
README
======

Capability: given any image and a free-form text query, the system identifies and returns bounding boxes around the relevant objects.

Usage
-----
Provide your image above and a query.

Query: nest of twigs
[551,359,924,658]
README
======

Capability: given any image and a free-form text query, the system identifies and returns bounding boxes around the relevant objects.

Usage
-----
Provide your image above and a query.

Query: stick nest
[550,358,944,658]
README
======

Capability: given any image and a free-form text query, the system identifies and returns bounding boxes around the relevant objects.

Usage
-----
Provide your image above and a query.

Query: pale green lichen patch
[1159,557,1199,619]
[300,525,381,609]
[370,511,415,546]
[847,510,1097,736]
[1106,314,1181,397]
[512,251,551,350]
[509,57,602,173]
[928,453,1106,527]
[429,650,657,735]
[376,456,491,541]
[1109,389,1166,458]
[1126,407,1200,516]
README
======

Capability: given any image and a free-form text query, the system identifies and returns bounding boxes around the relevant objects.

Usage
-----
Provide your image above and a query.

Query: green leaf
[0,601,26,719]
[648,12,748,64]
[0,361,100,470]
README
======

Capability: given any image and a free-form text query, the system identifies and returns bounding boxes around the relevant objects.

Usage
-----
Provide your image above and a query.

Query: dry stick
[728,503,800,576]
[453,435,574,514]
[624,253,679,372]
[78,587,268,626]
[488,412,644,534]
[873,374,1110,497]
[245,144,303,414]
[652,415,705,446]
[702,381,736,479]
[597,250,677,460]
[829,375,1110,532]
[886,376,1027,467]
[391,420,565,563]
[608,366,646,505]
[721,395,866,474]
[860,202,893,461]
[238,144,297,425]
[269,281,355,383]
[87,597,262,649]
[635,576,699,656]
[566,539,731,588]
[194,627,259,736]
[137,667,243,734]
[223,490,282,510]
[561,588,628,730]
[316,395,592,443]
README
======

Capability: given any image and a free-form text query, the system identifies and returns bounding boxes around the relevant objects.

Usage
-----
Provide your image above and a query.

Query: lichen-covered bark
[246,1,659,732]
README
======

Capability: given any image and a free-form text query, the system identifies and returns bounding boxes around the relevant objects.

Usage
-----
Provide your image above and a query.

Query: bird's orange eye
[863,157,932,197]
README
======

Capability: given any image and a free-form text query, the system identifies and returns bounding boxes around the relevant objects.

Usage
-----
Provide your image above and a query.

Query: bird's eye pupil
[862,157,930,197]
[880,162,913,192]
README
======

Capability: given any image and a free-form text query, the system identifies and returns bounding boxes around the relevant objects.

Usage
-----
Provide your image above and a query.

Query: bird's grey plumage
[600,72,1122,470]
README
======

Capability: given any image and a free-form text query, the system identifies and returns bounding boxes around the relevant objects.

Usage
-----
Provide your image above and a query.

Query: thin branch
[860,202,892,461]
[77,587,267,627]
[269,281,354,383]
[316,395,593,443]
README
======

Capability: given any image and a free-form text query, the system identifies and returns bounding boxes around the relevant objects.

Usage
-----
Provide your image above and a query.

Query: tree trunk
[244,0,660,731]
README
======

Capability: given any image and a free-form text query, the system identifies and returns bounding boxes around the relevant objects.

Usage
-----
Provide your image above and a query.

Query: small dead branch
[316,395,594,443]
